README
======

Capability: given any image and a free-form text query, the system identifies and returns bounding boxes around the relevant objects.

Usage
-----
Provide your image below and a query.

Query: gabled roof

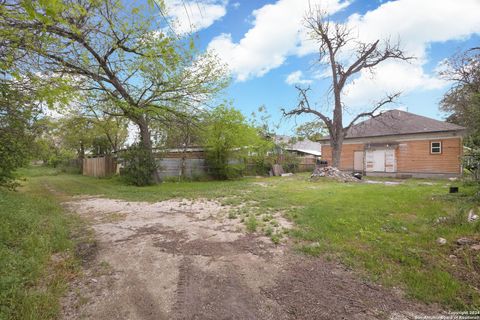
[319,109,465,140]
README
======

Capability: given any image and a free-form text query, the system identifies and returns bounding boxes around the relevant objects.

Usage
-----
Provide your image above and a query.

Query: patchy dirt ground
[61,197,441,320]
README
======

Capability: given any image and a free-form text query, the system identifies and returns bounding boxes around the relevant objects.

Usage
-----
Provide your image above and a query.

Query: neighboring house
[270,135,322,172]
[319,110,466,178]
[274,135,322,157]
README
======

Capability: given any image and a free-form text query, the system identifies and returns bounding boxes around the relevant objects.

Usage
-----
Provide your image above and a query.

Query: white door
[353,151,364,172]
[372,150,385,172]
[366,149,386,172]
[385,149,396,173]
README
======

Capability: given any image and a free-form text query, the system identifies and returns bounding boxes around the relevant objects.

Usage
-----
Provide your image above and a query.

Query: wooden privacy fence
[83,156,116,178]
[297,156,316,172]
[245,155,318,175]
[275,155,317,172]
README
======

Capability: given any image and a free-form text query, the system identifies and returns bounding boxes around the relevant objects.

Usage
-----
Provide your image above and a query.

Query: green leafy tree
[0,81,36,188]
[440,47,480,181]
[30,117,75,167]
[90,114,128,155]
[294,121,328,141]
[440,47,480,148]
[202,105,272,179]
[57,115,96,159]
[0,0,228,184]
[31,112,128,170]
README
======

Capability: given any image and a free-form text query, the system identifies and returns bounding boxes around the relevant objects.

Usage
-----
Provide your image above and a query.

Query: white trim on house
[285,148,321,156]
[319,131,462,145]
[430,141,442,154]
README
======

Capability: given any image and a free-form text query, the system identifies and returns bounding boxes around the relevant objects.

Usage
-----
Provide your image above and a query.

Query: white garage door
[372,150,385,172]
[365,149,396,173]
[366,149,385,172]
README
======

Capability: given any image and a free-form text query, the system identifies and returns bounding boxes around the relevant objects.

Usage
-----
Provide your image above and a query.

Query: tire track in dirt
[172,256,193,320]
[60,197,443,320]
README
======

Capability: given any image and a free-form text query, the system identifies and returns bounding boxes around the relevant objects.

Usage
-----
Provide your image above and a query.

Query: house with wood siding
[319,110,466,178]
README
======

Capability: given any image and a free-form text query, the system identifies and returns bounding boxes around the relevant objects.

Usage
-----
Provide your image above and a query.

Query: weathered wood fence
[296,156,317,172]
[82,156,116,178]
[268,155,317,172]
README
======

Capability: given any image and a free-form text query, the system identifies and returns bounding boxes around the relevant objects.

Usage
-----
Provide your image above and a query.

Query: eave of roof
[317,110,466,141]
[317,129,466,142]
[285,147,322,156]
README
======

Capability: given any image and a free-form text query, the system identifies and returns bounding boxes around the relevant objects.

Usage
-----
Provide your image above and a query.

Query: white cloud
[207,0,350,81]
[285,70,312,85]
[165,0,228,34]
[342,61,447,107]
[347,0,480,61]
[340,0,480,107]
[232,2,240,9]
[207,0,480,109]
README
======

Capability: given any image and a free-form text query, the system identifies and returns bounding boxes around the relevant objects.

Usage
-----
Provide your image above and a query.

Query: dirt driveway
[62,197,439,320]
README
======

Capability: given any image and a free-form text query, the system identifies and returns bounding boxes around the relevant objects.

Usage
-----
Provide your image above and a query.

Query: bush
[121,143,158,186]
[463,149,480,181]
[0,125,30,190]
[281,153,301,173]
[202,105,273,180]
[208,159,245,180]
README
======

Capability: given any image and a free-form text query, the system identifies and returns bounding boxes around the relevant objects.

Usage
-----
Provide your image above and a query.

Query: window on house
[431,141,442,154]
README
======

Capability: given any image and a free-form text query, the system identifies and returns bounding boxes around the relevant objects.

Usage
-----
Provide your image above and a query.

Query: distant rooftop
[274,135,322,156]
[319,109,465,141]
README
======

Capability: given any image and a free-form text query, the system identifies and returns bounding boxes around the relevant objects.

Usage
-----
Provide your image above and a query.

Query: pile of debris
[310,166,359,183]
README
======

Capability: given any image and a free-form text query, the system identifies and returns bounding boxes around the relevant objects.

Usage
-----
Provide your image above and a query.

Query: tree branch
[344,92,401,134]
[282,86,333,128]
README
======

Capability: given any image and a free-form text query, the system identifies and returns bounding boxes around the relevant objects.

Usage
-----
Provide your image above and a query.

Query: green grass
[16,166,480,309]
[0,176,78,320]
[20,167,252,202]
[245,214,258,232]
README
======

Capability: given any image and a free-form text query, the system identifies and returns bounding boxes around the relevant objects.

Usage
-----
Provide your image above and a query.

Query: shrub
[121,143,158,186]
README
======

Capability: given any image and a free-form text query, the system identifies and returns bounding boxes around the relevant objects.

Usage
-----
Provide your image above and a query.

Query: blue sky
[164,0,480,135]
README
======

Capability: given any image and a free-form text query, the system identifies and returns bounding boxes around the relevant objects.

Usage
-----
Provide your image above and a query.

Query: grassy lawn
[13,166,480,310]
[0,174,79,320]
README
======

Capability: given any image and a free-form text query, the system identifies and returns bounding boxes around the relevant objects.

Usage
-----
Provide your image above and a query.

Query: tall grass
[0,180,76,320]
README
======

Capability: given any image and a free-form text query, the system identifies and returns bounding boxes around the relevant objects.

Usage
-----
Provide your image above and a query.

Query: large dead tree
[283,9,412,167]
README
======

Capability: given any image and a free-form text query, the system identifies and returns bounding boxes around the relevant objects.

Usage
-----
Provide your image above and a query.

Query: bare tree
[283,9,412,167]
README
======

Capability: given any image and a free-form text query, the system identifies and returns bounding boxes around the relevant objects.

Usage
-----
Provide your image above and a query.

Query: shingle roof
[320,109,465,140]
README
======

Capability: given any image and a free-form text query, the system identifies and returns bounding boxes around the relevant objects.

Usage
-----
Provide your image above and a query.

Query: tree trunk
[331,86,344,168]
[180,153,187,179]
[137,118,161,183]
[330,138,343,168]
[79,142,85,159]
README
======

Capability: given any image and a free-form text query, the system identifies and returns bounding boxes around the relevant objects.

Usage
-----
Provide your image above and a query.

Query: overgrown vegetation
[202,105,273,179]
[0,176,77,319]
[0,0,228,184]
[439,47,480,184]
[33,167,480,308]
[0,80,44,189]
[121,143,159,186]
